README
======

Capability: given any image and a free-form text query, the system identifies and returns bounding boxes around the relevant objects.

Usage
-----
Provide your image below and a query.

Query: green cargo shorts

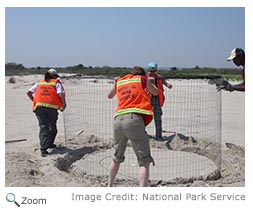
[112,113,154,166]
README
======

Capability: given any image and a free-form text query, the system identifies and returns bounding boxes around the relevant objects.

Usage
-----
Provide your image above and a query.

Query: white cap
[47,69,59,77]
[227,48,245,61]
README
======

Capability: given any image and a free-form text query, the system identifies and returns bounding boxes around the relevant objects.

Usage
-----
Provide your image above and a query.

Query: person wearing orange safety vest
[107,66,158,187]
[147,62,172,141]
[27,69,66,157]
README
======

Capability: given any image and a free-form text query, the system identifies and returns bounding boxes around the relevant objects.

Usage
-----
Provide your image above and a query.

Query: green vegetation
[162,67,243,81]
[5,62,243,81]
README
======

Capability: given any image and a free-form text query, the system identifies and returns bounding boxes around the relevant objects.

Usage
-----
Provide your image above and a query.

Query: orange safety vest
[32,79,64,112]
[115,74,153,125]
[146,72,165,107]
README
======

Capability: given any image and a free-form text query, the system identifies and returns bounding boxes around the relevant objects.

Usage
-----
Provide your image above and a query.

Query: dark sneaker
[155,136,164,141]
[49,144,57,148]
[41,150,49,157]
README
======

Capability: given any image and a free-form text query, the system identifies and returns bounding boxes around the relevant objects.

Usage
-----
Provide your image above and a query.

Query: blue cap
[148,62,158,70]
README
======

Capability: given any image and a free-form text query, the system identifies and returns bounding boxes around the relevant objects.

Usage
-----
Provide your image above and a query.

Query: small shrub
[8,76,16,84]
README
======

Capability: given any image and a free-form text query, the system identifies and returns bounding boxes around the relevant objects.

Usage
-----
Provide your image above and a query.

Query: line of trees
[5,62,243,81]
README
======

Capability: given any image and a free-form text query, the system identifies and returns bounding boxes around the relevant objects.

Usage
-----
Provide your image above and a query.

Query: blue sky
[5,7,245,69]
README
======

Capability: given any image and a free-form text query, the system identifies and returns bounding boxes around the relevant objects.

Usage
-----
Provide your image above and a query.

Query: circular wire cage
[62,75,222,184]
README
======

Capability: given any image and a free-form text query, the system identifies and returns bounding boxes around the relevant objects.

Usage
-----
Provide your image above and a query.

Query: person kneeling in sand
[26,69,67,157]
[107,66,158,187]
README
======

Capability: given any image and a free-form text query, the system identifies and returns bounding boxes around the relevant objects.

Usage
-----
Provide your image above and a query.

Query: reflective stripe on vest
[34,102,59,110]
[38,81,57,86]
[115,108,152,117]
[116,78,141,87]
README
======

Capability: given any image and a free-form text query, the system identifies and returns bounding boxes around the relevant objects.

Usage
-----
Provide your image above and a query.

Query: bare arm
[233,81,245,92]
[147,77,158,96]
[59,93,67,111]
[108,78,119,99]
[218,80,245,92]
[26,91,34,101]
[162,78,172,89]
[108,85,116,99]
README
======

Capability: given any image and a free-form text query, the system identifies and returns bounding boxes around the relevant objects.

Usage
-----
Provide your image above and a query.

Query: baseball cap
[148,62,158,70]
[227,48,245,61]
[47,69,59,77]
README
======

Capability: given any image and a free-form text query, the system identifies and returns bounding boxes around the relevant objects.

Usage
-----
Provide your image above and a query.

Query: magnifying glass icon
[6,193,20,207]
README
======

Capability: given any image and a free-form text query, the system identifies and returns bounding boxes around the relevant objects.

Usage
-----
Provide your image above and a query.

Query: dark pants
[35,107,58,151]
[151,96,163,139]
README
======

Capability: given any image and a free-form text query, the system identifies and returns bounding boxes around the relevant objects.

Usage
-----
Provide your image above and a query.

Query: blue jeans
[151,96,163,139]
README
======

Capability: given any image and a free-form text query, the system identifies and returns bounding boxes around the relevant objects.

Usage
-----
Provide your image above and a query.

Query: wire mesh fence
[62,75,222,183]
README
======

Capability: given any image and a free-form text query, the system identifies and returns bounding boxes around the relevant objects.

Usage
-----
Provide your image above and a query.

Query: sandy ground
[5,74,245,187]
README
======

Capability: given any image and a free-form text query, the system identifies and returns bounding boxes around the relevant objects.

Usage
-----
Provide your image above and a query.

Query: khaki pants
[112,113,154,166]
